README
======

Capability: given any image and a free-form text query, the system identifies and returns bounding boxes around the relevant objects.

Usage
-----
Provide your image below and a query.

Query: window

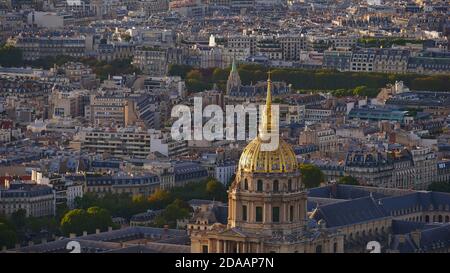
[257,180,263,192]
[272,207,280,223]
[242,205,247,221]
[202,245,208,253]
[315,245,322,253]
[288,179,292,191]
[256,206,263,222]
[273,180,279,192]
[333,242,338,253]
[244,179,248,190]
[290,206,294,222]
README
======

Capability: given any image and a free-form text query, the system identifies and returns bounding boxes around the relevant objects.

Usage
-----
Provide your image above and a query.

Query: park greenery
[0,45,139,81]
[299,164,325,189]
[0,209,59,249]
[1,46,448,93]
[168,63,450,94]
[357,37,424,48]
[0,178,227,248]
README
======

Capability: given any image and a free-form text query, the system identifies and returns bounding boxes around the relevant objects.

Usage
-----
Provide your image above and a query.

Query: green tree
[10,209,27,231]
[60,209,90,236]
[300,164,325,188]
[338,176,359,185]
[153,199,191,228]
[86,207,113,232]
[168,64,193,78]
[206,179,227,201]
[427,181,450,193]
[0,222,17,249]
[148,189,172,209]
[0,45,23,67]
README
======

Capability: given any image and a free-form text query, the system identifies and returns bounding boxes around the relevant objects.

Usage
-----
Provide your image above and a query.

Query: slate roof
[307,184,387,200]
[390,223,450,253]
[312,196,389,228]
[379,191,450,214]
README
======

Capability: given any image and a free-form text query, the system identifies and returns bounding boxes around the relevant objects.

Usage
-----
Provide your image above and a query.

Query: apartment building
[0,181,55,217]
[350,49,377,72]
[85,94,137,127]
[78,127,188,159]
[132,46,168,76]
[14,35,87,61]
[85,173,160,198]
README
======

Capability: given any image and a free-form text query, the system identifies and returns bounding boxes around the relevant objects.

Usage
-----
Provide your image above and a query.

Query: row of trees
[28,56,140,80]
[357,38,424,48]
[0,209,59,249]
[74,178,227,220]
[169,63,450,93]
[0,46,140,81]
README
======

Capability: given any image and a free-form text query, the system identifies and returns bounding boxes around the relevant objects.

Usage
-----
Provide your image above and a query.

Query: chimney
[95,229,100,234]
[163,225,169,237]
[69,233,76,239]
[411,230,421,248]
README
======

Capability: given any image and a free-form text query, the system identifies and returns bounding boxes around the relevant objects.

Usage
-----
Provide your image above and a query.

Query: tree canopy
[338,176,360,186]
[427,181,450,193]
[60,207,114,236]
[300,164,325,188]
[0,45,23,67]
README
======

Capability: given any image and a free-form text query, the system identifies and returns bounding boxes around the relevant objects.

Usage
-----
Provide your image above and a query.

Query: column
[216,240,221,253]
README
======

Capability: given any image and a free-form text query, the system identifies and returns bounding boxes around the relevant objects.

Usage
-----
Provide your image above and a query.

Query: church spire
[226,59,241,95]
[231,59,237,73]
[260,71,273,139]
[265,71,272,133]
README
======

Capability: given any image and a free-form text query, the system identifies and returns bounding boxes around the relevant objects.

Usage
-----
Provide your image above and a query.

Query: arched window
[315,245,322,253]
[425,215,430,223]
[333,242,338,253]
[244,179,248,190]
[273,180,279,192]
[445,216,449,223]
[257,180,263,192]
[438,215,443,222]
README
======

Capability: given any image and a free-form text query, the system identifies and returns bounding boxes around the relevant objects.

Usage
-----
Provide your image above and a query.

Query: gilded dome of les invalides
[237,74,298,174]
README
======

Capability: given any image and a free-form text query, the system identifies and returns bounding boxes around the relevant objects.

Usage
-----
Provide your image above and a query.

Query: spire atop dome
[260,71,273,138]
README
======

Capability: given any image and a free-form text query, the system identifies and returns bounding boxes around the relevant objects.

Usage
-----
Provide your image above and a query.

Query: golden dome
[237,73,298,174]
